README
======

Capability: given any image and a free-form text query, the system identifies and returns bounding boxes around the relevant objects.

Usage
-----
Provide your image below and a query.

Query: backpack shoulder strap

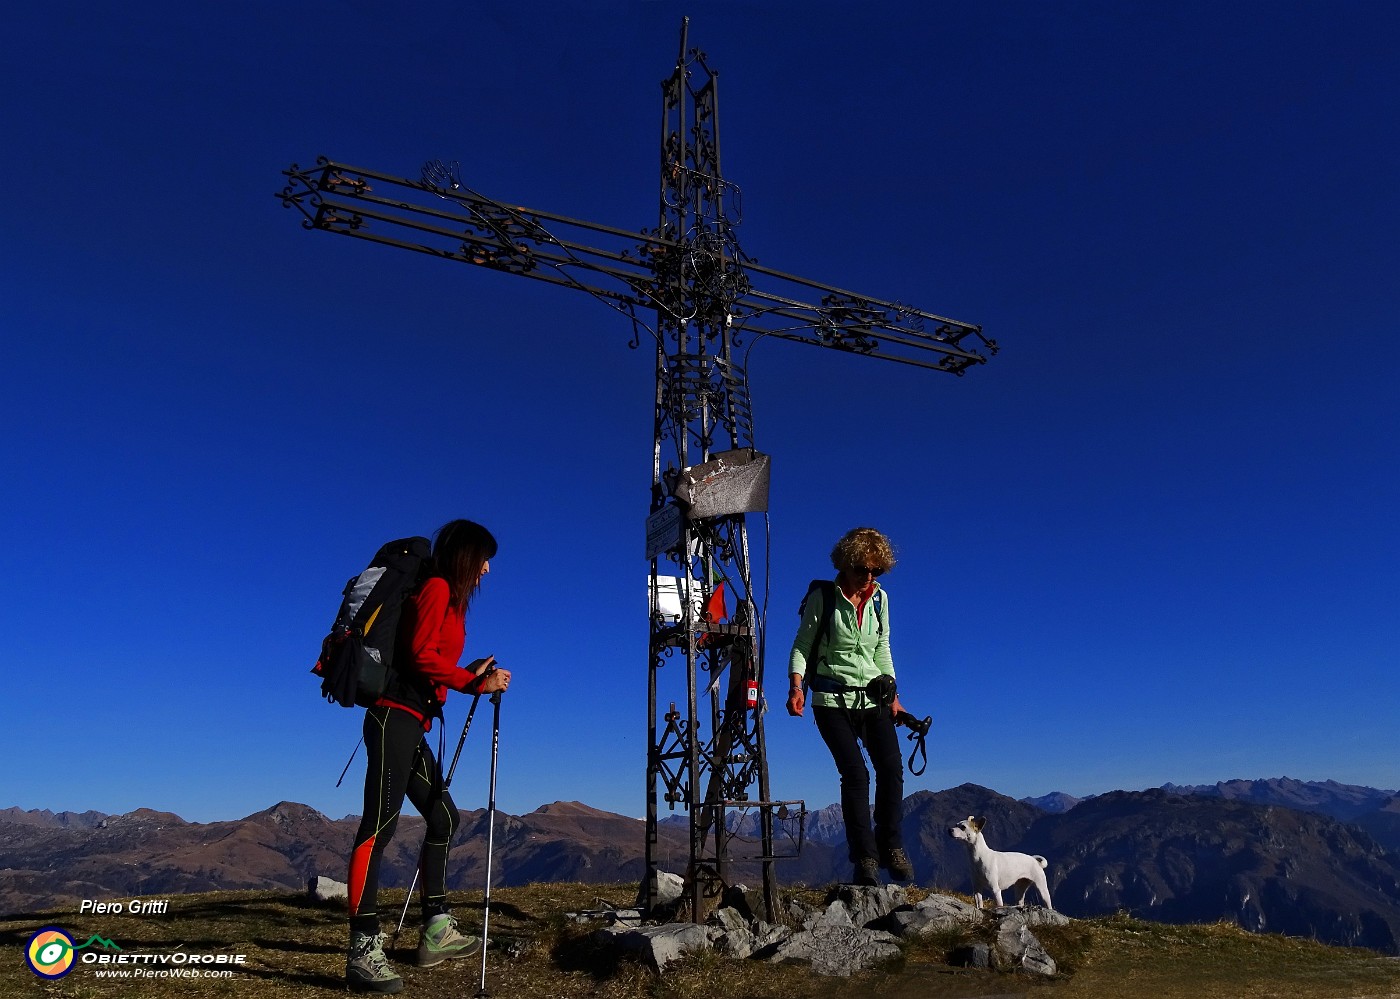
[816,579,837,654]
[800,579,838,687]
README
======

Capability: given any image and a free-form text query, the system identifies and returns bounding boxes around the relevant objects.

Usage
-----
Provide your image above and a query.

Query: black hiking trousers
[814,703,905,863]
[348,704,460,933]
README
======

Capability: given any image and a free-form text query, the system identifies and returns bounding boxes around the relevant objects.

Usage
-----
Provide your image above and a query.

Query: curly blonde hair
[830,527,896,575]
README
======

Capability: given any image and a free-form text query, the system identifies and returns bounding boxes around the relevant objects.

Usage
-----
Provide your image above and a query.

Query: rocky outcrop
[586,879,1065,978]
[992,908,1063,974]
[307,875,348,902]
[595,922,716,973]
[871,892,983,937]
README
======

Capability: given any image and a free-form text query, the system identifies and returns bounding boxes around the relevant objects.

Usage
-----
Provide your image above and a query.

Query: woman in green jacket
[787,527,913,886]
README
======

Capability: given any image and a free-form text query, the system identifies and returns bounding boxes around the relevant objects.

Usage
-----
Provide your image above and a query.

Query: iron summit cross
[277,19,995,922]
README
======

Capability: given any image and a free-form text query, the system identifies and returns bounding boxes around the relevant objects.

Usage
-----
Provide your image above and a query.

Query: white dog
[947,816,1053,910]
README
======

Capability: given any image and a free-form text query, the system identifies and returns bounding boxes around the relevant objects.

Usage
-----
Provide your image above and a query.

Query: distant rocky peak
[1020,792,1087,814]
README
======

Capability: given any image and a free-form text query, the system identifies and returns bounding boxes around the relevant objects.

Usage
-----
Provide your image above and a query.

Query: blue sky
[3,2,1397,826]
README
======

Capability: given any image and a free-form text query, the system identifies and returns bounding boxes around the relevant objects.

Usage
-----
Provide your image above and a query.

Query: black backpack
[312,537,431,708]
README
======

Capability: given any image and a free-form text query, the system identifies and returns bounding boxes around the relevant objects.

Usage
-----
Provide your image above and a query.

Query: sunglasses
[849,565,884,578]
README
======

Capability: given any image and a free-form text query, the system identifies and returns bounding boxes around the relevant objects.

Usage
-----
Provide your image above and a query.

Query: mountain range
[1021,776,1398,824]
[4,777,1399,953]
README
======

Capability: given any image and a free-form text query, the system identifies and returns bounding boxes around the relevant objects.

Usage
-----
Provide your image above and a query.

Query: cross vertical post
[642,19,786,921]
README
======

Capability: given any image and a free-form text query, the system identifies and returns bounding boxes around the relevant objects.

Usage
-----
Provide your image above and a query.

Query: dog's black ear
[972,816,986,832]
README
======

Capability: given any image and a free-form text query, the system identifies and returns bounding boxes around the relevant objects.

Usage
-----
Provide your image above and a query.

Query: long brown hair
[431,519,498,611]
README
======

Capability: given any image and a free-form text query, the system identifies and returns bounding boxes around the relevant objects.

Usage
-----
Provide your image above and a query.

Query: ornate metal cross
[278,18,995,922]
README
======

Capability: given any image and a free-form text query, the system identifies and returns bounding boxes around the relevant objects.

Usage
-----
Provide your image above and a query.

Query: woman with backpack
[786,526,913,888]
[345,519,511,995]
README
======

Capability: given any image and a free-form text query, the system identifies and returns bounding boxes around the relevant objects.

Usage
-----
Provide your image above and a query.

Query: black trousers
[348,705,460,932]
[814,704,905,863]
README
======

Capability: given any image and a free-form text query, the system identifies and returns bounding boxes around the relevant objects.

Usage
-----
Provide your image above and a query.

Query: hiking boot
[346,930,402,994]
[416,913,481,968]
[882,846,914,881]
[853,857,881,887]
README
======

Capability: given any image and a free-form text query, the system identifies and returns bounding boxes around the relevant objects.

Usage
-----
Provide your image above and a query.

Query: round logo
[26,927,77,979]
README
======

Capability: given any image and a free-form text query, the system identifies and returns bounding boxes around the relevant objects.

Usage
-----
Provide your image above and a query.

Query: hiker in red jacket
[345,519,511,995]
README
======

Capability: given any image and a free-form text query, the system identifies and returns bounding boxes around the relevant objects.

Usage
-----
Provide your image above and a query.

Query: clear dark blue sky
[3,2,1397,823]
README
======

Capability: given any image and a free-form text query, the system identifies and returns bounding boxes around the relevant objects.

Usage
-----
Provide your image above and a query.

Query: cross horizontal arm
[278,159,655,309]
[277,158,996,372]
[735,282,995,374]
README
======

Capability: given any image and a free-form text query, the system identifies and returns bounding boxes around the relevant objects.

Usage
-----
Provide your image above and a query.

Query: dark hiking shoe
[416,913,481,968]
[882,846,914,881]
[853,857,881,887]
[346,930,402,994]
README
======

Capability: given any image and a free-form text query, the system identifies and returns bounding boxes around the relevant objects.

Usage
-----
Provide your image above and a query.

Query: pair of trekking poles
[338,685,501,997]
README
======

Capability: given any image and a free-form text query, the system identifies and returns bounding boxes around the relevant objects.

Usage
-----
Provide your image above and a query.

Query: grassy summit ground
[3,883,1398,999]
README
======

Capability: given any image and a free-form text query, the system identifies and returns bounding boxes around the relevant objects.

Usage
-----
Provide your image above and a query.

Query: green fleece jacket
[788,580,893,709]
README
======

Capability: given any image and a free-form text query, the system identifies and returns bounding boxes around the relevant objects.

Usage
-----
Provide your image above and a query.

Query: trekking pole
[393,690,486,942]
[476,691,502,998]
[335,739,362,788]
[446,676,491,782]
